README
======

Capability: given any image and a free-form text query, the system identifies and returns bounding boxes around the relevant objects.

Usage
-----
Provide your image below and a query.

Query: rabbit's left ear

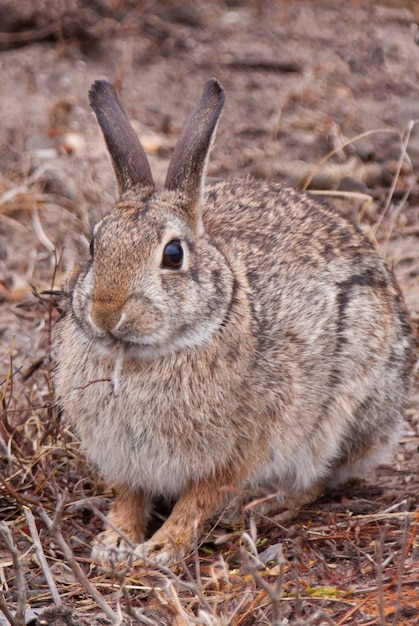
[165,79,225,231]
[89,80,155,199]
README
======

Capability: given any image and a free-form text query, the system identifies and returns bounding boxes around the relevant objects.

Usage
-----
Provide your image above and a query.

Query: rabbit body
[55,80,413,565]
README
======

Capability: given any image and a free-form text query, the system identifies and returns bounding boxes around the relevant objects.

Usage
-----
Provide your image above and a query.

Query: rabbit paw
[91,529,136,565]
[133,537,187,567]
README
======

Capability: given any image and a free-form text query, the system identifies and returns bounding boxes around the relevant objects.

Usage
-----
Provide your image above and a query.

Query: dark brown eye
[162,240,183,269]
[89,238,94,257]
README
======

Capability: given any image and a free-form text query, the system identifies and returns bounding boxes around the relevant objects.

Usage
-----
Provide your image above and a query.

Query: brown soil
[0,1,418,624]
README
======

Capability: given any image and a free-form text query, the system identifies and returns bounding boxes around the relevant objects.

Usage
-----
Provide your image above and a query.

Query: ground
[0,1,418,624]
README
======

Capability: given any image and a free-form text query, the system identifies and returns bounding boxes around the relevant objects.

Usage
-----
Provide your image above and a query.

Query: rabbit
[54,78,414,567]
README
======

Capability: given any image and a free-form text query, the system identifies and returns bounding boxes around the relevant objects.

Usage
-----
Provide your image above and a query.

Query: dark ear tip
[88,79,117,109]
[204,78,225,104]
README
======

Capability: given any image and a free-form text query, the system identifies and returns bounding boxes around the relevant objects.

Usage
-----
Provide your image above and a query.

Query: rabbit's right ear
[89,80,154,198]
[165,79,225,232]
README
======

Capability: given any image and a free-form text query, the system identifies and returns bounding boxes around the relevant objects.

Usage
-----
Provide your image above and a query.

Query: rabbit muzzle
[90,297,124,333]
[89,295,165,347]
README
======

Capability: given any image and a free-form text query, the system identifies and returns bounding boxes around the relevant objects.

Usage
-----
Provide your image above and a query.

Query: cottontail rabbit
[54,78,413,566]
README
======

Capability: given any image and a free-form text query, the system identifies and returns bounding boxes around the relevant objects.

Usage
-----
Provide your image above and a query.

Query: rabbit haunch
[54,79,413,565]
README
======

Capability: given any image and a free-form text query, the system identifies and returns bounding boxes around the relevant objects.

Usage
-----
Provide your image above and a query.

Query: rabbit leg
[271,483,325,525]
[239,482,326,526]
[134,478,226,566]
[92,484,151,564]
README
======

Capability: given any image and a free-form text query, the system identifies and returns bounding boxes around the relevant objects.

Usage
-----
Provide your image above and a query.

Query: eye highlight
[162,239,184,269]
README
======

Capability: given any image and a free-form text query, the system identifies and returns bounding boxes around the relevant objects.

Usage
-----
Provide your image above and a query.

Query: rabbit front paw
[91,528,136,565]
[133,536,189,567]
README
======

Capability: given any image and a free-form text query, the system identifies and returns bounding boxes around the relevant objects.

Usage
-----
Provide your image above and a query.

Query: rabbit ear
[89,80,154,198]
[165,79,225,229]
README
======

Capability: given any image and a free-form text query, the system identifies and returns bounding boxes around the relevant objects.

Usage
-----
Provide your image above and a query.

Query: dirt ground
[0,1,418,624]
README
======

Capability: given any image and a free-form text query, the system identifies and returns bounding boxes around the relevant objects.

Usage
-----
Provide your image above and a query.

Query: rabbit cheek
[71,269,102,339]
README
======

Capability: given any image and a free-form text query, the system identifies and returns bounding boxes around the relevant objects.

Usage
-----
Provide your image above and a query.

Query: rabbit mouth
[90,329,176,361]
[90,325,213,361]
[80,310,167,358]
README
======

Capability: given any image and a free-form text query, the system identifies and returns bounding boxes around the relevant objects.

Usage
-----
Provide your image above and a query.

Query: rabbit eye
[89,238,94,257]
[162,240,183,269]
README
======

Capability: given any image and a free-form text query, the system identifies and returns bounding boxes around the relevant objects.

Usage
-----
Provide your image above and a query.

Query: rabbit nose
[90,300,122,332]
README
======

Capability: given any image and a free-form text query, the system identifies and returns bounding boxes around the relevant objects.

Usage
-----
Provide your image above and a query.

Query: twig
[375,524,389,626]
[37,497,121,625]
[193,521,202,592]
[222,58,302,73]
[0,522,26,625]
[391,516,410,626]
[336,582,394,626]
[1,336,15,413]
[241,532,259,559]
[0,594,21,626]
[0,22,61,44]
[308,189,373,204]
[167,580,191,622]
[179,552,214,616]
[272,545,287,604]
[23,507,61,605]
[31,206,55,253]
[293,609,336,626]
[225,585,253,624]
[376,119,418,230]
[0,470,45,508]
[403,509,419,558]
[240,536,287,626]
[119,582,160,626]
[306,510,418,532]
[111,346,124,397]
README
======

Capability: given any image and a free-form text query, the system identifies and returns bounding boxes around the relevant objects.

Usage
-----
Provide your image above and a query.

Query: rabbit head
[72,79,233,360]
